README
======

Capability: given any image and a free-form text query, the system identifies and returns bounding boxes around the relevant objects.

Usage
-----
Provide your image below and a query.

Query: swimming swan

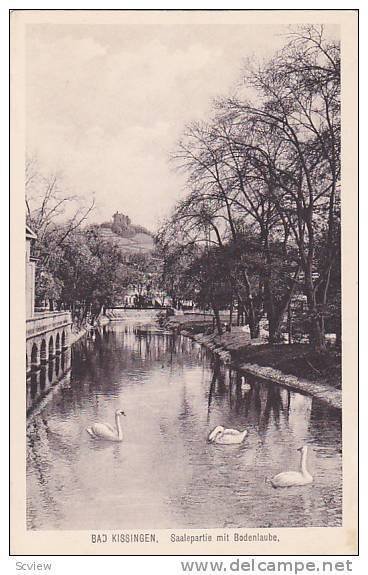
[269,446,313,487]
[208,425,248,445]
[86,409,126,442]
[240,376,251,393]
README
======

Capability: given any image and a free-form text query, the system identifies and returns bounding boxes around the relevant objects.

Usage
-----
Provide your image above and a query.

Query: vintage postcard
[10,9,358,555]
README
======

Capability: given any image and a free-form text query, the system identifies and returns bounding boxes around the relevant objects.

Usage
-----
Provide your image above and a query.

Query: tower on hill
[112,211,131,235]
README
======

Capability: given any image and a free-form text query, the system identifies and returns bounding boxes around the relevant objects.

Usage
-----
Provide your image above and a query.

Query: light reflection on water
[27,322,342,530]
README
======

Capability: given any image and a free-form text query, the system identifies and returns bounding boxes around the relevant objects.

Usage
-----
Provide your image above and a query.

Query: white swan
[240,376,251,393]
[208,425,248,445]
[269,446,313,487]
[86,409,126,442]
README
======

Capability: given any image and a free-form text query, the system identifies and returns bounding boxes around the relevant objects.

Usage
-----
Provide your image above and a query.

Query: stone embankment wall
[174,324,342,410]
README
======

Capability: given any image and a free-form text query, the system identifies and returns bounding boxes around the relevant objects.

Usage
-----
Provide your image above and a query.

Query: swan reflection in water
[207,361,295,436]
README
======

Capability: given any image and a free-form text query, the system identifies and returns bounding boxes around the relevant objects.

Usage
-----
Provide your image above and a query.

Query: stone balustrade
[26,311,72,340]
[26,311,72,373]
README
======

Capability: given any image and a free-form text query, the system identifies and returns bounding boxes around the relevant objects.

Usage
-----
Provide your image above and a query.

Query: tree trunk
[264,258,301,344]
[229,294,233,332]
[249,320,260,339]
[235,265,261,339]
[236,290,260,339]
[245,298,260,339]
[305,280,326,350]
[212,304,223,335]
[336,318,341,348]
[267,287,298,344]
[237,304,241,326]
[309,316,325,350]
[287,304,292,345]
[304,211,326,350]
[268,315,283,344]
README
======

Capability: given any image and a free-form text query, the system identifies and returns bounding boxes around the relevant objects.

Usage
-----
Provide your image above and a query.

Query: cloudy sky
[26,18,289,231]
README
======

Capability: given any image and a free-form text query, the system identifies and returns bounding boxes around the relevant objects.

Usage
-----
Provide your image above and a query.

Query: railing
[26,311,72,339]
[107,306,168,310]
[105,308,162,320]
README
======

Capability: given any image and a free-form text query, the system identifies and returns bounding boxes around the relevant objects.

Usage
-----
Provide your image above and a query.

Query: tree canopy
[156,25,340,349]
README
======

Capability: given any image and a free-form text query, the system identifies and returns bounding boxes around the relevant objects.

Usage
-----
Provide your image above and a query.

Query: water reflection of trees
[27,324,343,529]
[206,363,325,439]
[69,327,206,405]
[260,384,286,431]
[31,327,341,449]
[308,398,342,450]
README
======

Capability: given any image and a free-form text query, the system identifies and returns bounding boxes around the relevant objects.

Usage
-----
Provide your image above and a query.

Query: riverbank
[69,314,111,346]
[164,315,342,410]
[70,325,89,345]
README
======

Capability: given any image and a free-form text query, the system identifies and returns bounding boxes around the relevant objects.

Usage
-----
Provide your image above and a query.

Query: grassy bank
[165,314,341,393]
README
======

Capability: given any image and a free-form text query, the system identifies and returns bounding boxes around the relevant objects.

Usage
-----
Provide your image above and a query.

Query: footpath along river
[27,321,342,530]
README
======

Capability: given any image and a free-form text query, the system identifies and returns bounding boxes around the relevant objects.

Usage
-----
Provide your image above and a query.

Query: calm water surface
[27,321,342,529]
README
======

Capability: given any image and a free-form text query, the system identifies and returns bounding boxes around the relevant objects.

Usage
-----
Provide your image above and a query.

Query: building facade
[26,225,37,319]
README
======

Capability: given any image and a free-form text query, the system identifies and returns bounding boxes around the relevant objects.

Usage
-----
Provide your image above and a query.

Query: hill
[96,212,155,254]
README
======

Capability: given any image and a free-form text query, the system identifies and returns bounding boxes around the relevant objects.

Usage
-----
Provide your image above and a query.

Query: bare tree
[225,25,340,349]
[25,155,95,260]
[173,121,266,337]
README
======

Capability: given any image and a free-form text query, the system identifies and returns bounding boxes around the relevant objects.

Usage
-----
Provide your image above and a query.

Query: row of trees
[26,158,156,324]
[156,26,341,350]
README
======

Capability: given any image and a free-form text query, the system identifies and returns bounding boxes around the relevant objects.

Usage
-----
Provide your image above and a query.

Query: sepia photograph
[10,9,358,555]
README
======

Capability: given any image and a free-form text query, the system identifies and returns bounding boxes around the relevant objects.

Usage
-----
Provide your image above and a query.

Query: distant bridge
[104,307,165,321]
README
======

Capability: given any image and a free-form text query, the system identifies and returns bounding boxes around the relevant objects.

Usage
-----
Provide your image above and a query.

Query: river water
[27,321,342,530]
